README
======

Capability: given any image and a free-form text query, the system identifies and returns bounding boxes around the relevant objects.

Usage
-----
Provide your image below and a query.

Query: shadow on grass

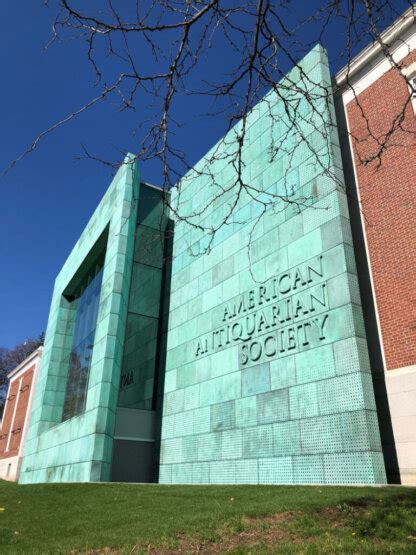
[0,480,415,553]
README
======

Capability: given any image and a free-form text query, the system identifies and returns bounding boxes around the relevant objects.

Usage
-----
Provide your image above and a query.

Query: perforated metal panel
[159,44,386,485]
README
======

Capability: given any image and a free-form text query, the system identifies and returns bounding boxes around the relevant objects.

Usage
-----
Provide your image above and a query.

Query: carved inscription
[194,255,329,366]
[120,370,134,389]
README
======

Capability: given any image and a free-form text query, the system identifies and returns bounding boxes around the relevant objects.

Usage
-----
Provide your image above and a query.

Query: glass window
[138,184,167,229]
[117,184,168,411]
[62,262,104,422]
[411,75,416,114]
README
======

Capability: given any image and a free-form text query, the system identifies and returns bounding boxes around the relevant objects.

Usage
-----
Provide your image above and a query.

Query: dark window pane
[62,264,104,422]
[128,263,162,318]
[118,313,159,410]
[133,225,165,268]
[137,185,166,229]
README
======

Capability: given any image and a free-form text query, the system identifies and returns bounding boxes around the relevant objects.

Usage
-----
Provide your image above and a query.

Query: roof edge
[7,346,43,380]
[335,4,416,86]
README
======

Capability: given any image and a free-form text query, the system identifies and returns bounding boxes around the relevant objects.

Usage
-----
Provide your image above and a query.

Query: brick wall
[0,381,19,457]
[346,50,416,371]
[0,366,35,459]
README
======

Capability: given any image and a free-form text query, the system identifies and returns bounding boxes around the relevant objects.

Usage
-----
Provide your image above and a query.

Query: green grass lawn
[0,479,415,553]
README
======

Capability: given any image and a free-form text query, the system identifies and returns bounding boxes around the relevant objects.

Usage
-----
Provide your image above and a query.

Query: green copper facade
[20,157,140,483]
[20,45,387,485]
[159,46,386,484]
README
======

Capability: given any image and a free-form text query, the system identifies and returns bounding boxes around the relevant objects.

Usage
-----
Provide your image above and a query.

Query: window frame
[402,62,416,116]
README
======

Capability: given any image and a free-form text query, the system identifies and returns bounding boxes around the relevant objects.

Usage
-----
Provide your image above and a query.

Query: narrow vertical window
[410,74,416,115]
[62,253,105,421]
[118,184,167,411]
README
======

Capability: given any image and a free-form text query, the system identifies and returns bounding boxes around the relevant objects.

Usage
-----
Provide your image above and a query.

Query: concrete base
[0,455,21,482]
[386,365,416,485]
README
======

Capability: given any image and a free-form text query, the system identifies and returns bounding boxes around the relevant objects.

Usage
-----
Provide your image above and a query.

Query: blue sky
[0,1,407,348]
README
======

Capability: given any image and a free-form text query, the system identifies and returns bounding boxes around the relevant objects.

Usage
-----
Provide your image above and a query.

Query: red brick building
[0,348,42,481]
[336,6,416,484]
